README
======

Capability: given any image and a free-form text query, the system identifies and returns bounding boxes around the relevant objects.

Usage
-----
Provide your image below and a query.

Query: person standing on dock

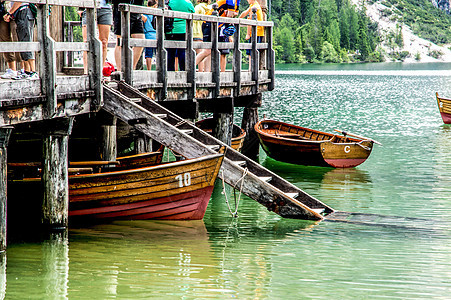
[165,0,195,71]
[79,0,113,75]
[112,0,145,71]
[193,0,210,72]
[195,0,241,72]
[3,1,37,80]
[0,0,23,79]
[142,0,157,71]
[239,0,263,70]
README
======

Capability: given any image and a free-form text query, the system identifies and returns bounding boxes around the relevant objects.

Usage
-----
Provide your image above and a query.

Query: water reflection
[0,253,5,300]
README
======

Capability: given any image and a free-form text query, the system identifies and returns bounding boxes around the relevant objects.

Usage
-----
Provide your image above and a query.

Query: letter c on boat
[344,146,351,153]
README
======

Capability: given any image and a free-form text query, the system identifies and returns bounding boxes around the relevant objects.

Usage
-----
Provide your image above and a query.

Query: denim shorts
[145,47,155,59]
[82,8,113,26]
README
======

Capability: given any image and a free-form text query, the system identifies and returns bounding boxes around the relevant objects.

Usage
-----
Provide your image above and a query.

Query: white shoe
[26,72,39,80]
[1,69,18,79]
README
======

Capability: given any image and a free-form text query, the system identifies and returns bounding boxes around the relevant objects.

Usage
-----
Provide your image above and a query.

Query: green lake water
[2,62,451,299]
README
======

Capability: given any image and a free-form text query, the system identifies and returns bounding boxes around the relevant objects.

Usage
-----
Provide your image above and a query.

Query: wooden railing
[0,0,274,125]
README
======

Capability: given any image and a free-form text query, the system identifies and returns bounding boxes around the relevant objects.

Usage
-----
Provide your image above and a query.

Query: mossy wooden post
[97,111,117,161]
[41,117,74,231]
[0,127,12,252]
[120,4,133,84]
[37,4,57,118]
[213,112,233,146]
[157,0,168,100]
[211,4,220,98]
[86,6,103,111]
[250,7,259,94]
[241,94,261,158]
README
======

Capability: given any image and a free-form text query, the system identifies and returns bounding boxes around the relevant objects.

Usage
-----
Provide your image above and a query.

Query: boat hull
[437,93,451,124]
[195,118,246,152]
[67,153,224,221]
[255,120,373,168]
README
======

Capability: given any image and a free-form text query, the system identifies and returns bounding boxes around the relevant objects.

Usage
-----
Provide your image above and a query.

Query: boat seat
[284,192,298,198]
[153,113,167,119]
[232,160,246,166]
[258,176,272,182]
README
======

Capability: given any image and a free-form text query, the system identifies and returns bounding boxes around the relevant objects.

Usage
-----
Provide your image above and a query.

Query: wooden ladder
[102,81,335,220]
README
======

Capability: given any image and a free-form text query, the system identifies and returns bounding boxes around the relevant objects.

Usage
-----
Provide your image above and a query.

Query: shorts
[145,47,155,59]
[15,7,34,61]
[246,36,263,56]
[113,9,144,36]
[81,7,113,26]
[201,22,230,55]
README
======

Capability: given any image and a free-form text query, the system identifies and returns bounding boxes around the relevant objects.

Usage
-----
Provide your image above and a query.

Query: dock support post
[97,111,117,162]
[213,112,233,146]
[241,98,260,159]
[0,127,12,252]
[41,118,74,231]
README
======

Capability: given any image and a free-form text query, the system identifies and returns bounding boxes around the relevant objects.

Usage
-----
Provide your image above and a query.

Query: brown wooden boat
[195,118,246,152]
[9,151,224,221]
[255,119,379,168]
[436,92,451,124]
[69,152,224,221]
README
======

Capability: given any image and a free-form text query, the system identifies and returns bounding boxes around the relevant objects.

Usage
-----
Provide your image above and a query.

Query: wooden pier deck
[0,0,337,251]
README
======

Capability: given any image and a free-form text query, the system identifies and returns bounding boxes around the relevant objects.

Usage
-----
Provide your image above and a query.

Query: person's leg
[115,36,122,71]
[82,25,88,74]
[196,49,211,66]
[220,54,226,72]
[98,24,111,68]
[196,49,204,72]
[131,33,144,69]
[0,19,16,67]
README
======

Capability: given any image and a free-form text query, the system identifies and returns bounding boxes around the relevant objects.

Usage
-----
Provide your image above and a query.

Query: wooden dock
[0,0,336,251]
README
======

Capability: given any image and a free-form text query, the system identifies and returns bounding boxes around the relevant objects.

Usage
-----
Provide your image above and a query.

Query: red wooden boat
[69,152,224,221]
[436,93,451,124]
[9,151,224,221]
[255,119,379,168]
[195,118,246,152]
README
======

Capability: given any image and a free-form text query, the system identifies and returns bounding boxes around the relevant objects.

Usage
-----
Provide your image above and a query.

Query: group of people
[0,0,265,80]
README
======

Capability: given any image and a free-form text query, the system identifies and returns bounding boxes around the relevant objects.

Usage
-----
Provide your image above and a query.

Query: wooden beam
[37,4,57,118]
[0,127,13,252]
[157,100,198,119]
[241,105,259,159]
[96,111,117,162]
[41,117,74,231]
[213,112,233,146]
[86,8,103,111]
[197,97,233,113]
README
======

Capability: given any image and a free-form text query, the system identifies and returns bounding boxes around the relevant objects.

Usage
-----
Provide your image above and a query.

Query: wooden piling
[41,118,74,231]
[241,98,260,158]
[0,127,12,251]
[213,112,233,146]
[97,111,117,161]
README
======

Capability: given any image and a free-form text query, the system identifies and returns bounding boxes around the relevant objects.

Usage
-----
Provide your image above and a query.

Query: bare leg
[7,61,16,71]
[146,57,152,70]
[196,49,204,72]
[205,55,211,72]
[98,24,111,68]
[131,33,144,70]
[82,26,88,74]
[220,54,226,72]
[196,49,211,66]
[115,35,122,71]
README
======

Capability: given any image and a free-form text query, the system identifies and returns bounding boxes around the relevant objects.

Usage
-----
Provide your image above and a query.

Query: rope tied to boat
[356,141,372,151]
[221,167,248,218]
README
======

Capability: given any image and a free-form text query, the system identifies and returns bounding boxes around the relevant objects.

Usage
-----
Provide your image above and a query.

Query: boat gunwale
[255,119,366,145]
[70,152,223,179]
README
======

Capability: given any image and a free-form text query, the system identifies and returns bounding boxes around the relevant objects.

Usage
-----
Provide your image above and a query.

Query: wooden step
[232,160,246,166]
[284,192,298,199]
[180,129,193,135]
[206,144,220,151]
[130,97,142,103]
[153,113,167,119]
[258,176,272,182]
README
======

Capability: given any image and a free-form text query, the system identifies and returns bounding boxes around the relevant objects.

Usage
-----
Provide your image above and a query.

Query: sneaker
[26,72,39,80]
[12,71,30,80]
[1,69,18,79]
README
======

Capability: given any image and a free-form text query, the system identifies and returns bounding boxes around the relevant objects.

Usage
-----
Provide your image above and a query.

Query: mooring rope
[221,167,248,218]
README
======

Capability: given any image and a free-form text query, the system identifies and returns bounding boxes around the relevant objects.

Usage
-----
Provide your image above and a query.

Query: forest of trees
[270,0,382,63]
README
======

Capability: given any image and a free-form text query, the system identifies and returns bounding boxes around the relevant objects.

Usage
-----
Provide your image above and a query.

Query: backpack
[164,0,174,33]
[29,3,37,18]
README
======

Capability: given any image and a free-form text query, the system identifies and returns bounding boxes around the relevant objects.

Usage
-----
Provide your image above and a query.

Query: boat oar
[334,129,383,146]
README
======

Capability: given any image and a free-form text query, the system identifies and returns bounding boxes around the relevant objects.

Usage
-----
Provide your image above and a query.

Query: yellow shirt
[194,3,209,39]
[249,2,264,37]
